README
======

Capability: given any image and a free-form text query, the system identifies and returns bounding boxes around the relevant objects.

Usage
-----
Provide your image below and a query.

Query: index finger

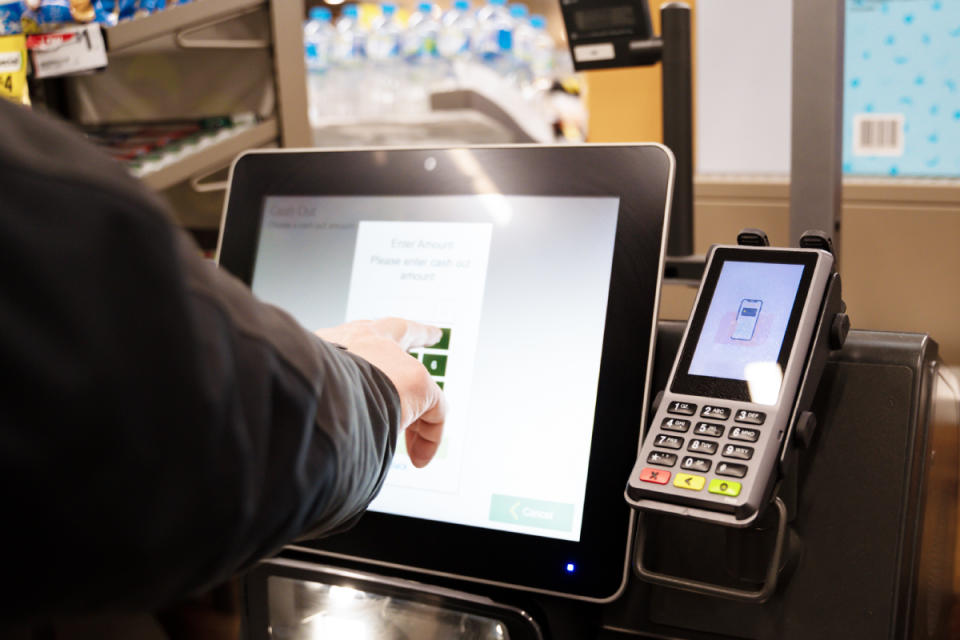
[375,317,443,351]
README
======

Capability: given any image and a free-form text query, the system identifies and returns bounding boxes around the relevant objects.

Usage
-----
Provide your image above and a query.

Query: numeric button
[734,409,766,425]
[647,451,677,467]
[701,405,730,420]
[660,418,690,433]
[722,444,754,460]
[687,439,718,455]
[654,434,684,450]
[680,456,712,473]
[667,401,697,416]
[694,422,725,438]
[729,427,760,443]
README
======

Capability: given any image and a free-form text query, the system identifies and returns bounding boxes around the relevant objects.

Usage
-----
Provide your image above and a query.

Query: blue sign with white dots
[844,0,960,177]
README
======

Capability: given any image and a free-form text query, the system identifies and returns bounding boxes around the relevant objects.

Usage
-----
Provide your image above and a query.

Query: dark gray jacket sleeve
[0,100,400,625]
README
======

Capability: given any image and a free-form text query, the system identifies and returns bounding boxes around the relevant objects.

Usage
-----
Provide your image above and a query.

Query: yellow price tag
[0,34,29,106]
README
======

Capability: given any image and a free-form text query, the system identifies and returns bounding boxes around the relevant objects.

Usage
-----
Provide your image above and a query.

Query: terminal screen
[250,195,620,542]
[687,260,804,403]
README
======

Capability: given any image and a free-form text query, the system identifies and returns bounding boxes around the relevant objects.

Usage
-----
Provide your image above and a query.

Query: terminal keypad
[639,401,768,500]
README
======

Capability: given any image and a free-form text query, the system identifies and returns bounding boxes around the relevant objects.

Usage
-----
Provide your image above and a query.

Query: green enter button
[489,495,574,532]
[708,478,741,497]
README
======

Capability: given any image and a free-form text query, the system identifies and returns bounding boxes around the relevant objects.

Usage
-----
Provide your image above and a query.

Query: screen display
[574,6,636,32]
[251,194,620,542]
[688,261,804,382]
[672,255,812,405]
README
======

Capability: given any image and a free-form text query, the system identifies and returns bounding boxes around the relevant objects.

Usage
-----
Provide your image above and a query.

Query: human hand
[315,318,446,468]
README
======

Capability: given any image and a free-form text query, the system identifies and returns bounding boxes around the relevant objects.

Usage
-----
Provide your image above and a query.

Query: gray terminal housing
[625,245,834,527]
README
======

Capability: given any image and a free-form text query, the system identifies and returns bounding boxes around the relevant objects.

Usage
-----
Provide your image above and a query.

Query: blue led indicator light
[565,563,576,573]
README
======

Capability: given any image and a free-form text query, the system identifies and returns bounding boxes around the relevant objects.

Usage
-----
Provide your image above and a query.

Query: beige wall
[663,179,960,368]
[578,0,960,365]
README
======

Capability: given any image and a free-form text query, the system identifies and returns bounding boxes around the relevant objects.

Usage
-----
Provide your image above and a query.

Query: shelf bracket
[175,5,270,49]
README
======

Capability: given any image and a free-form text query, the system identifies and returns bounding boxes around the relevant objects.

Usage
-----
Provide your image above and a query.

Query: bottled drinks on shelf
[303,1,570,128]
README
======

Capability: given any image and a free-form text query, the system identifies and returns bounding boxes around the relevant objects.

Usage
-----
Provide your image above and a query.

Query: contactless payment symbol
[731,298,762,341]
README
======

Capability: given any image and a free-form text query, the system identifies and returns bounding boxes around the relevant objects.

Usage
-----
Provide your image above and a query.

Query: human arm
[0,100,428,624]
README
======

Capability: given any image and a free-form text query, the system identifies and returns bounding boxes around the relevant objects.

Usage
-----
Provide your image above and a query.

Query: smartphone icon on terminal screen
[731,298,762,341]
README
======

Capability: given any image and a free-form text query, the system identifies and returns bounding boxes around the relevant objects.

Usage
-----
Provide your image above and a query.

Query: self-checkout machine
[558,0,960,638]
[230,1,959,638]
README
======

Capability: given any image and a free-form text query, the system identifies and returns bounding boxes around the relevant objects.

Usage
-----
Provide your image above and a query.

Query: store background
[581,0,960,379]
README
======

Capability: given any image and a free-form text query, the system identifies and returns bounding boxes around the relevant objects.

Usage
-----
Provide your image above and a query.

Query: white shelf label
[573,43,615,63]
[28,25,107,79]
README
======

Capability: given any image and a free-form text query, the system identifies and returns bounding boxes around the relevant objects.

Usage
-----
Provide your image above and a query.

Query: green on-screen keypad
[411,328,451,388]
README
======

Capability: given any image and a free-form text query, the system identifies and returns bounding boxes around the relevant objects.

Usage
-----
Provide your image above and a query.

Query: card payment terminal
[627,243,836,527]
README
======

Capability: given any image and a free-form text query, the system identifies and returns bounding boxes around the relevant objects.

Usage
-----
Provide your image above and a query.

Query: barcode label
[853,114,905,157]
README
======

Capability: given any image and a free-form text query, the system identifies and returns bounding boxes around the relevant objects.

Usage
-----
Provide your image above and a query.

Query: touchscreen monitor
[253,195,616,542]
[216,146,674,601]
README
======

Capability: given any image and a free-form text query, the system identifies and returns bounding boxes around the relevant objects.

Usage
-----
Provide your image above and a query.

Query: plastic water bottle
[403,2,440,60]
[304,7,334,73]
[437,0,475,60]
[332,4,366,67]
[404,2,448,95]
[304,7,336,123]
[327,4,367,119]
[473,0,514,65]
[366,4,405,116]
[506,3,532,84]
[527,14,555,85]
[367,3,402,62]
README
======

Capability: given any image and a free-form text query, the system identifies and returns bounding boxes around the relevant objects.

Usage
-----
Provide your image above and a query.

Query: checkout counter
[215,147,960,640]
[242,324,959,640]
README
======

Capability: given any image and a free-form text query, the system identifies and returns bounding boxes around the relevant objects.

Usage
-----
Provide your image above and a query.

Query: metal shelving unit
[103,0,267,53]
[53,0,310,234]
[139,117,278,190]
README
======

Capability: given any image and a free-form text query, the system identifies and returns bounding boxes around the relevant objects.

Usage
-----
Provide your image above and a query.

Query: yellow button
[709,478,742,497]
[673,473,705,491]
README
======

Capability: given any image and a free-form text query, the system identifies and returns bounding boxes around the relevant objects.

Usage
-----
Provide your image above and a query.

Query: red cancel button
[639,467,671,485]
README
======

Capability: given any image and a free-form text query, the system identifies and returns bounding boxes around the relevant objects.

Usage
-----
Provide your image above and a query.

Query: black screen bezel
[217,146,673,600]
[670,248,818,402]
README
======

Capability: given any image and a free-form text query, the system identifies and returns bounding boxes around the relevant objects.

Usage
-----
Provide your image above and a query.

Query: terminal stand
[598,325,958,639]
[632,232,848,604]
